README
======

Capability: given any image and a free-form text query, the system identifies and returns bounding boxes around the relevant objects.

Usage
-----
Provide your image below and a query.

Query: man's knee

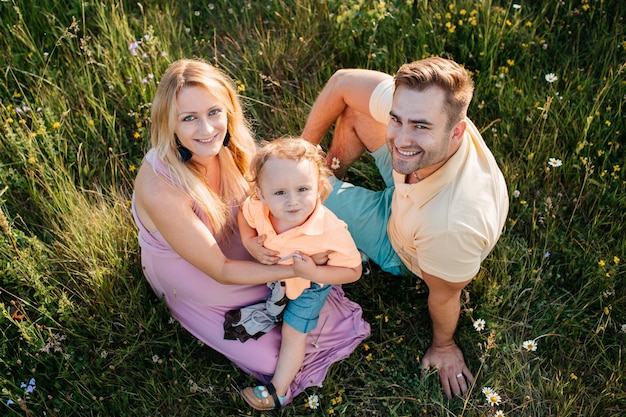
[345,107,387,153]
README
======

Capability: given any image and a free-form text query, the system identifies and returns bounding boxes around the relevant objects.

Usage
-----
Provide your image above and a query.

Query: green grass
[1,0,624,415]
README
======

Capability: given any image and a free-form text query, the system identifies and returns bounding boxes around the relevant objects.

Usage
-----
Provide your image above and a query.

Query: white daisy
[522,339,538,351]
[548,157,563,167]
[473,318,486,331]
[307,394,319,409]
[545,73,558,83]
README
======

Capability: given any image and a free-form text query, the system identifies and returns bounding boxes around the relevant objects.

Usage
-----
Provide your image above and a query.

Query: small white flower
[495,410,505,417]
[512,189,521,198]
[330,157,341,170]
[100,350,108,359]
[152,354,160,363]
[548,157,563,167]
[523,339,538,351]
[307,394,319,409]
[545,73,558,83]
[482,386,494,396]
[513,4,521,9]
[473,318,486,331]
[620,323,626,333]
[486,392,502,405]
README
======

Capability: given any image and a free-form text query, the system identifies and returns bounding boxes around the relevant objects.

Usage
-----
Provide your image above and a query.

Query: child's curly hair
[248,136,333,201]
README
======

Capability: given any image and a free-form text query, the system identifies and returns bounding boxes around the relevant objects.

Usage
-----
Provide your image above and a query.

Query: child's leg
[270,322,307,397]
[242,284,331,410]
[240,324,305,410]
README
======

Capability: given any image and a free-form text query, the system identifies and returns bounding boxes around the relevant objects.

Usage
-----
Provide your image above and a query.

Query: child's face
[256,157,320,231]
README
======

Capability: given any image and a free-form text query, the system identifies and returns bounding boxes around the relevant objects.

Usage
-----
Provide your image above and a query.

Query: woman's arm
[134,163,292,285]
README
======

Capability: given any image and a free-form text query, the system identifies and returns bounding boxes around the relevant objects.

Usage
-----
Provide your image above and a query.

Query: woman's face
[174,85,228,164]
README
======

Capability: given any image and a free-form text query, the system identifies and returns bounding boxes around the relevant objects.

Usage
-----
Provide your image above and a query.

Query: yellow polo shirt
[241,197,362,298]
[371,78,509,283]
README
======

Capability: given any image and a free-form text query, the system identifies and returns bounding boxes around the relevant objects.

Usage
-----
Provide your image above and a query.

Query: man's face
[386,84,459,176]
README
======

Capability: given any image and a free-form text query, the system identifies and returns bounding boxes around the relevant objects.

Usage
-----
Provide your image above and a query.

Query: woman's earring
[223,131,231,147]
[175,136,192,162]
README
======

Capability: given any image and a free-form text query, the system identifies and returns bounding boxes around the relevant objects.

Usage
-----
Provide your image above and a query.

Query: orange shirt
[241,197,361,299]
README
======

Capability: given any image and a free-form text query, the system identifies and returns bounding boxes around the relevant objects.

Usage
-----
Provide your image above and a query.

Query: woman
[132,59,370,405]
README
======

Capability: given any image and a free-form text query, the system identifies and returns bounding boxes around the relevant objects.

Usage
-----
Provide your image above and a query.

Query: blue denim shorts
[283,282,333,333]
[323,146,404,276]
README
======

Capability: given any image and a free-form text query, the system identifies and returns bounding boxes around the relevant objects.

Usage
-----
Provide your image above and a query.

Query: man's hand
[422,342,474,399]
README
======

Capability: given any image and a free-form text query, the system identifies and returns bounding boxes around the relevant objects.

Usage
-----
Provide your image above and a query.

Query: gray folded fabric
[224,281,288,342]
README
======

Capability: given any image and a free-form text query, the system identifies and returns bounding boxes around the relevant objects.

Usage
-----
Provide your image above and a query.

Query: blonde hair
[395,57,474,131]
[249,137,332,201]
[150,59,256,237]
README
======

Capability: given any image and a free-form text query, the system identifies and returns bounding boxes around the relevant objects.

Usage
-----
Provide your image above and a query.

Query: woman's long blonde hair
[150,59,256,237]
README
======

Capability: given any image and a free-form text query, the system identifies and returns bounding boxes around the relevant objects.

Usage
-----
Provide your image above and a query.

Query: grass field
[1,0,624,416]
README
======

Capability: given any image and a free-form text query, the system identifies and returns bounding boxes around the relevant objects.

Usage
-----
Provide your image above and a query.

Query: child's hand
[291,252,318,280]
[310,250,331,266]
[244,234,281,264]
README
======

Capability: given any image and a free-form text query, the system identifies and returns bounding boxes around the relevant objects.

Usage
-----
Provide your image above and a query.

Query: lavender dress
[132,150,370,403]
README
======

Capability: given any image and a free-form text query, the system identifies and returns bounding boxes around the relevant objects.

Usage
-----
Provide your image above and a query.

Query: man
[301,57,509,399]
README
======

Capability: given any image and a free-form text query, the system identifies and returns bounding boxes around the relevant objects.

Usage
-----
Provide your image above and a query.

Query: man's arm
[420,271,475,399]
[302,69,391,145]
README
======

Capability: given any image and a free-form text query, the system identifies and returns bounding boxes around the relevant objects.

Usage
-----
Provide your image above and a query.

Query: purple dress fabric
[132,149,370,403]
